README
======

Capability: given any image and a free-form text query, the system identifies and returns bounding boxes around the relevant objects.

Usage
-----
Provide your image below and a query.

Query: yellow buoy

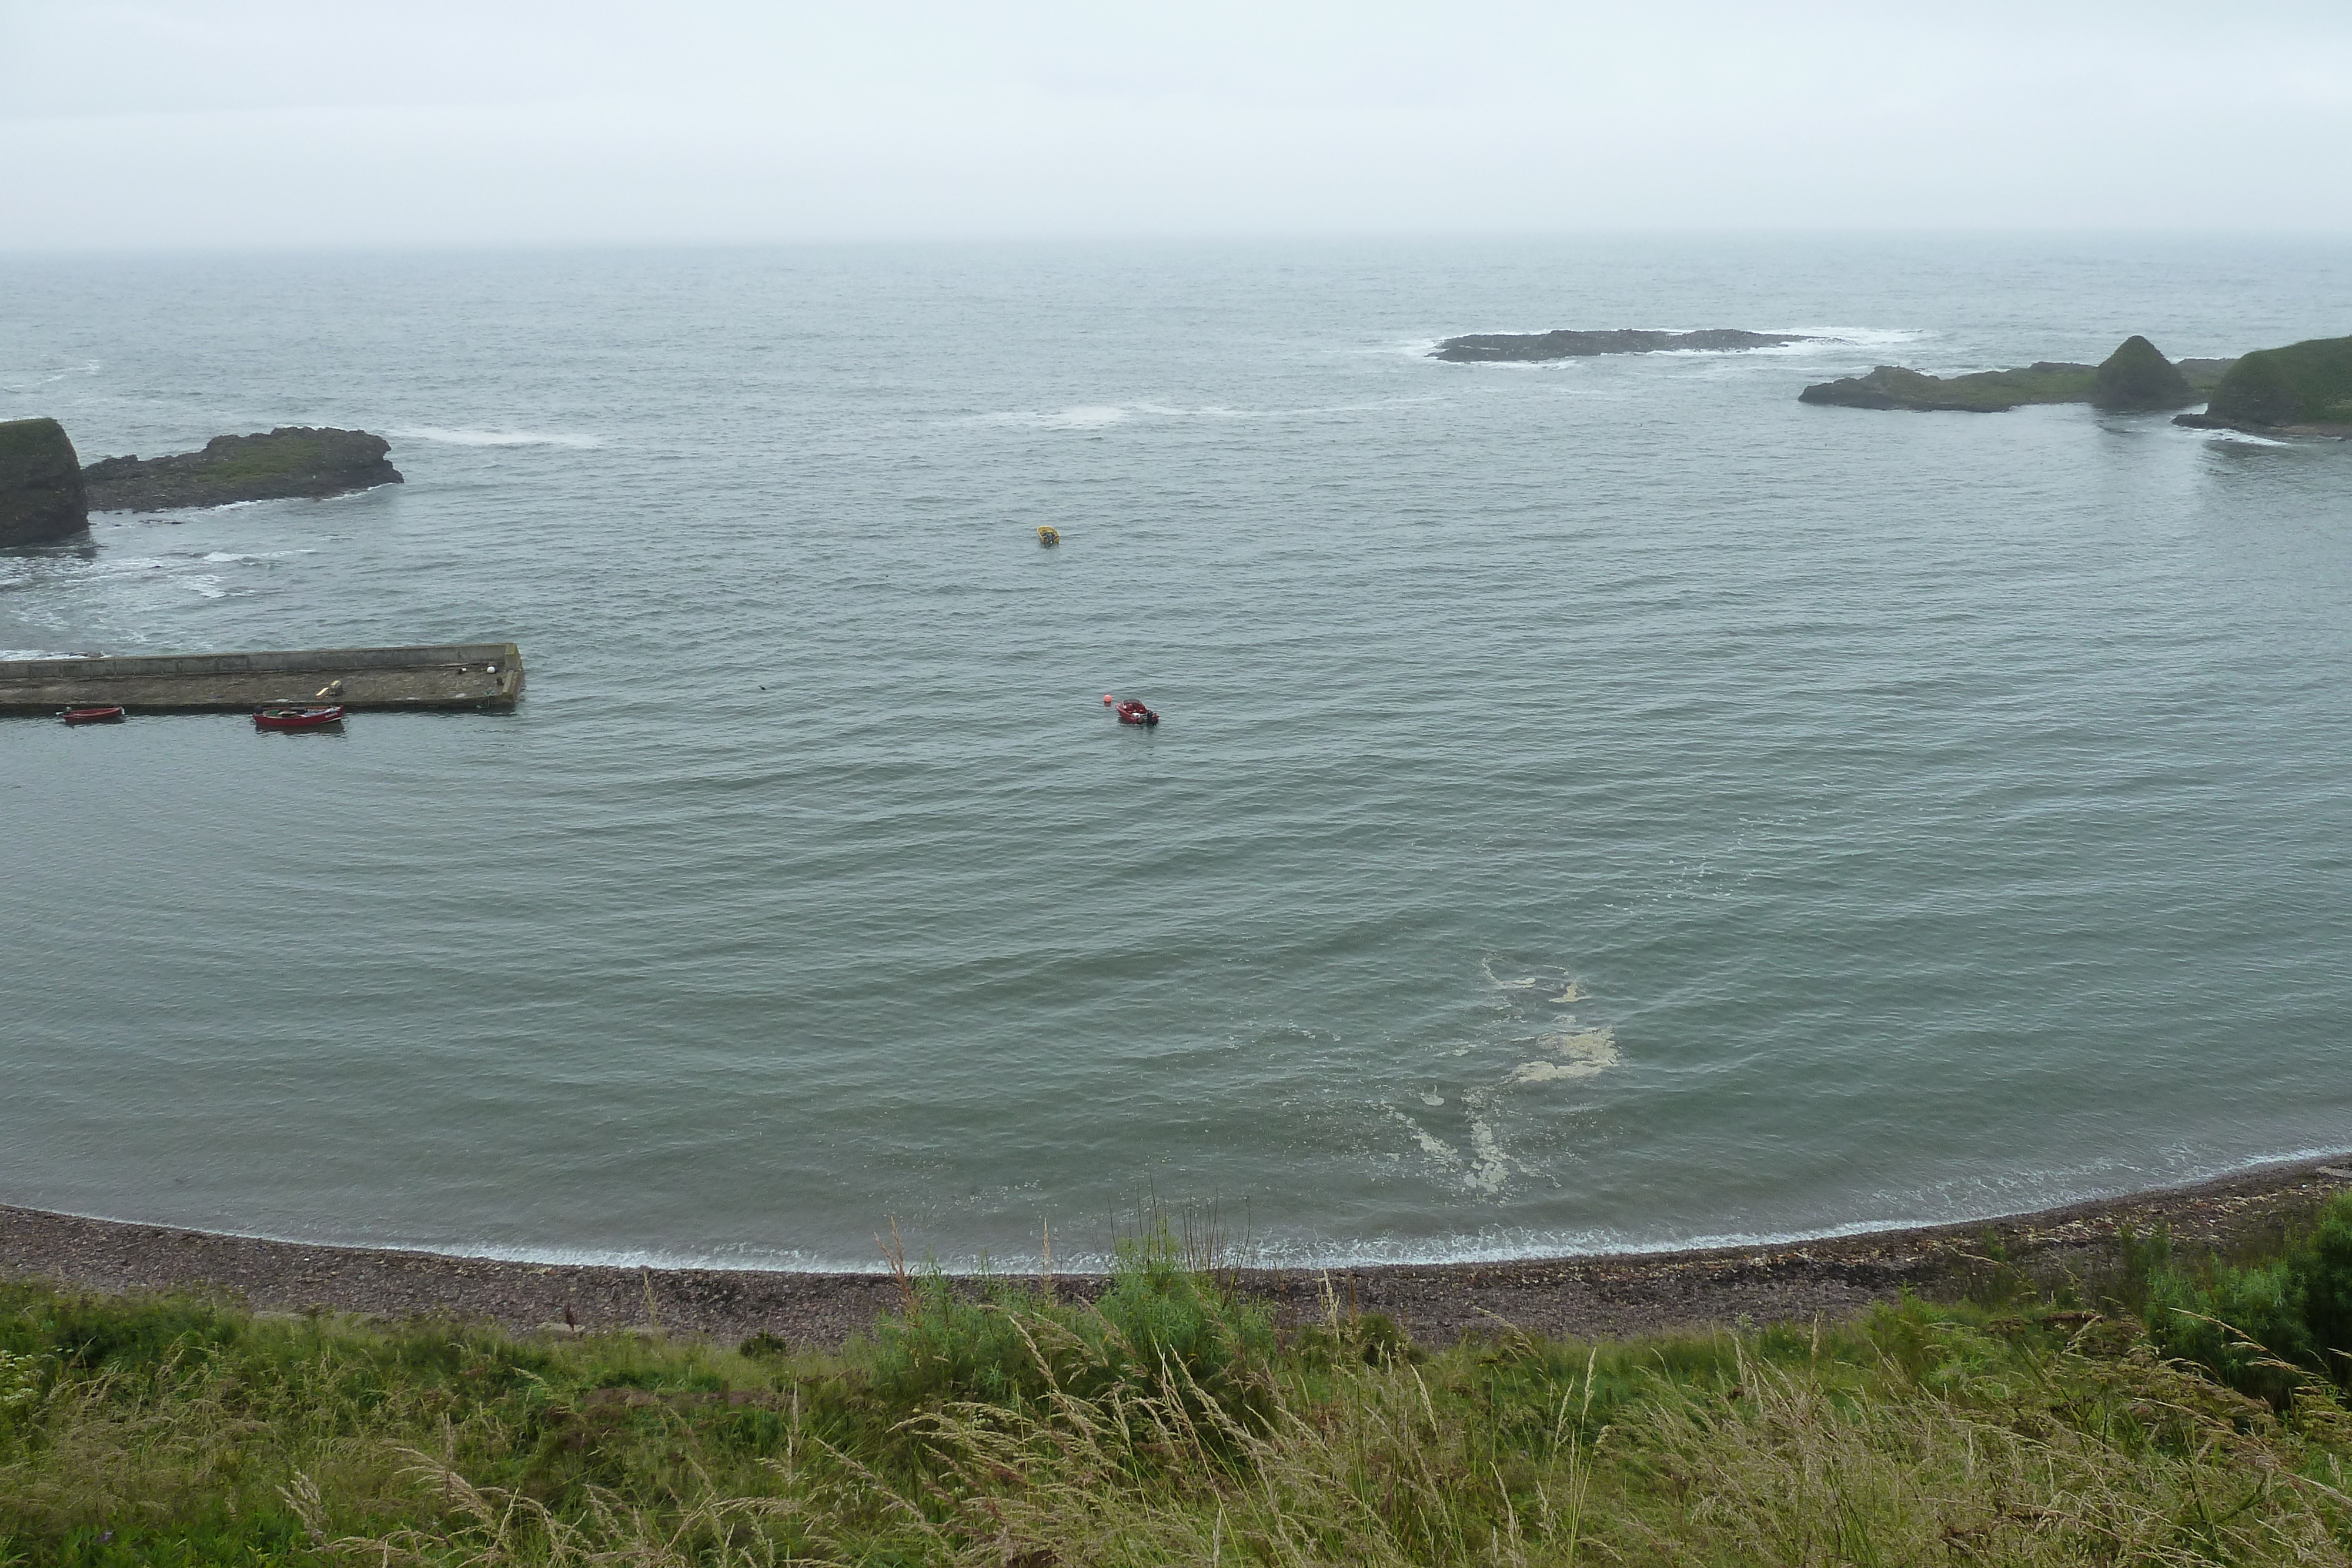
[1037,526,1060,547]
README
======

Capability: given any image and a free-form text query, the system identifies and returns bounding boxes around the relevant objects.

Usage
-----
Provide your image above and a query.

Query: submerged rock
[82,427,402,513]
[2175,335,2352,437]
[1431,328,1815,362]
[0,416,90,547]
[2090,335,2196,412]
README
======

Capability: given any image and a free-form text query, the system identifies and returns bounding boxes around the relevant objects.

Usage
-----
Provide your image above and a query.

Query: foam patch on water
[1509,1026,1620,1084]
[1461,1102,1514,1193]
[1387,958,1623,1195]
[1389,1108,1515,1195]
[1393,1112,1458,1168]
[396,426,604,449]
[982,405,1134,429]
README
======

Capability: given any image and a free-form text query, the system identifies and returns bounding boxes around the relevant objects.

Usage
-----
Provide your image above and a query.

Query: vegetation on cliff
[2181,334,2352,434]
[12,1203,2352,1565]
[82,427,402,513]
[0,417,89,548]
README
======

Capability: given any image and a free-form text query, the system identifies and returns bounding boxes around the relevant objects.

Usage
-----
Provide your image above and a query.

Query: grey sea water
[3,236,2347,1270]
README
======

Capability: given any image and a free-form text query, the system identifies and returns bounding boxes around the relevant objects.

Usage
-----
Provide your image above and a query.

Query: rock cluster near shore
[1432,327,1815,362]
[2174,333,2352,437]
[2,422,406,540]
[83,426,403,513]
[0,416,89,547]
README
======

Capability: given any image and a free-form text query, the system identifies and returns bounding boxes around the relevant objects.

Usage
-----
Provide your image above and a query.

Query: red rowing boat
[60,706,125,724]
[253,706,346,730]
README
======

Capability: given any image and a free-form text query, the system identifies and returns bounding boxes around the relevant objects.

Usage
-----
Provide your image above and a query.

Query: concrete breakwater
[0,642,523,714]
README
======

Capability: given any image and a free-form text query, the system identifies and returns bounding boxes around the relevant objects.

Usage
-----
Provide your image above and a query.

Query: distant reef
[2174,335,2352,438]
[1800,338,2231,414]
[1432,328,1816,363]
[0,417,89,547]
[83,427,402,513]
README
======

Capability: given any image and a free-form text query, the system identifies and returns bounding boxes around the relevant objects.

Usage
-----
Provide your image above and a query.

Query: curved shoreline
[9,1155,2351,1349]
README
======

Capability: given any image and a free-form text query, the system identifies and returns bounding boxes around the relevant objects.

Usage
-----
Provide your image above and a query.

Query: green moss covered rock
[0,416,90,547]
[83,426,402,513]
[2090,336,2195,412]
[2181,335,2352,435]
[1798,362,2096,413]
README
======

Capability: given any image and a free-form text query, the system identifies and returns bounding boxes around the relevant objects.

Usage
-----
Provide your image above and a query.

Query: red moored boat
[253,706,346,731]
[1113,698,1160,727]
[60,706,126,724]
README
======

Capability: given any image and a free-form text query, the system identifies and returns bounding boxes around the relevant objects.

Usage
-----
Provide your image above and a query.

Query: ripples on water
[2,238,2347,1268]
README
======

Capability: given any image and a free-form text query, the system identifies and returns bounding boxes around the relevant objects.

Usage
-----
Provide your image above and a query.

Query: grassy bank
[11,1206,2352,1566]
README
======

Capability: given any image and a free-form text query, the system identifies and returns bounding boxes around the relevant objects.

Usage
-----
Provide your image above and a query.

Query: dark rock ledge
[1432,328,1816,363]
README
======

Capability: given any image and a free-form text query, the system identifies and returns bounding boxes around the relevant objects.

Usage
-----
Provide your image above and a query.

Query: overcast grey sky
[5,0,2349,250]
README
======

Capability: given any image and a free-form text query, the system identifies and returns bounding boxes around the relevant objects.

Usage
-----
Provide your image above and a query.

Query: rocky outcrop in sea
[0,417,89,547]
[2174,335,2352,437]
[2090,336,2197,412]
[1799,362,2094,413]
[82,427,403,513]
[1801,338,2231,414]
[1431,328,1815,362]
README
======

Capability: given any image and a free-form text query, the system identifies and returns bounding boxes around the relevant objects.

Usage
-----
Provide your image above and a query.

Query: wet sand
[8,1156,2350,1350]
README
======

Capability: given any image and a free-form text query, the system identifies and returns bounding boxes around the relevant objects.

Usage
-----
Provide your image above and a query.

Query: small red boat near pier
[59,706,125,724]
[253,706,346,731]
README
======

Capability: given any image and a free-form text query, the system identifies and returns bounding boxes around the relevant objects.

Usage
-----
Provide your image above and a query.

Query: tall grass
[9,1208,2352,1563]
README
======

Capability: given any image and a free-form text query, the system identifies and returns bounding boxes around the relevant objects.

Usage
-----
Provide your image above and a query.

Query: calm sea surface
[3,237,2347,1269]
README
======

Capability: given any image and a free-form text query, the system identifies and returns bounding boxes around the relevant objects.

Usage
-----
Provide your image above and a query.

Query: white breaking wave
[396,426,604,449]
[965,396,1444,430]
[1743,327,1937,357]
[970,405,1135,430]
[2185,426,2288,447]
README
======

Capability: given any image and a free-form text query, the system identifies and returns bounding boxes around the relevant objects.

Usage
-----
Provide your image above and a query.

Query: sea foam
[396,427,604,449]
